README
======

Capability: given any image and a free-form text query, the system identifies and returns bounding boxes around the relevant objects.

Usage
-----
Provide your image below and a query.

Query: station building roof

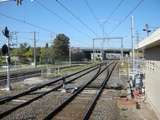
[137,27,160,50]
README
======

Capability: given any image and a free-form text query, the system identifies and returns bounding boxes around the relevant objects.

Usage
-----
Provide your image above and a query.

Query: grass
[0,64,82,76]
[45,63,96,78]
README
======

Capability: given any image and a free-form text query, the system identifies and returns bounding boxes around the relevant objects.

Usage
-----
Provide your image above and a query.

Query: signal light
[2,27,10,38]
[2,44,8,56]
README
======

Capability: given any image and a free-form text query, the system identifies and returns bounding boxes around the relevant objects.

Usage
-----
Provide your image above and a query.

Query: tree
[11,48,18,56]
[52,34,70,61]
[17,42,33,64]
[18,43,30,57]
[40,43,53,64]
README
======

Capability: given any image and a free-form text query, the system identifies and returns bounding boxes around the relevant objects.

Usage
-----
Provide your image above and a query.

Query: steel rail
[82,62,117,120]
[0,64,80,81]
[43,62,113,120]
[0,70,41,79]
[0,64,102,119]
[0,72,41,86]
[0,63,101,105]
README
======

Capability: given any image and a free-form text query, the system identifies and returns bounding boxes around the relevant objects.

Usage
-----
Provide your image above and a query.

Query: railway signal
[2,44,8,55]
[2,27,10,38]
[1,26,11,91]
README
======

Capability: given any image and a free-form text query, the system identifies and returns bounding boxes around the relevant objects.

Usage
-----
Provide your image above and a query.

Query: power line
[56,0,98,37]
[35,0,92,38]
[109,0,144,35]
[83,0,101,28]
[104,0,125,24]
[0,11,55,33]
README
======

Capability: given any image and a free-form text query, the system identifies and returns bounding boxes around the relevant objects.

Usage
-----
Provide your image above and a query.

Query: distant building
[137,27,160,119]
[91,53,102,61]
[70,47,131,61]
[81,48,131,60]
[70,47,82,54]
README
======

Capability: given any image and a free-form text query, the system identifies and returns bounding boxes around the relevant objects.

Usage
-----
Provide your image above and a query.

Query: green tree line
[0,33,84,65]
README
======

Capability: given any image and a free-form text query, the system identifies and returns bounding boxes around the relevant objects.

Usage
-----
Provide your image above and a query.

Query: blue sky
[0,0,160,48]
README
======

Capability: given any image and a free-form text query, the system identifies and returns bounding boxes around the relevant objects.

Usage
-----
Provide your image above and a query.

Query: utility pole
[33,32,37,68]
[100,21,106,62]
[50,33,53,65]
[6,31,11,90]
[136,32,140,73]
[11,31,18,70]
[131,16,135,73]
[102,24,105,61]
[120,38,124,61]
[92,39,95,62]
[136,31,139,59]
[45,43,49,65]
[69,45,71,66]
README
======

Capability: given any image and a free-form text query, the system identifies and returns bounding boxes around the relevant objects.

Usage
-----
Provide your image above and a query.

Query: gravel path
[90,90,121,120]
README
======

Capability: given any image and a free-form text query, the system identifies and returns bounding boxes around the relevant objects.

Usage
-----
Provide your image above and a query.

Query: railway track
[43,62,117,120]
[0,62,117,120]
[0,70,41,86]
[0,63,105,119]
[0,64,80,86]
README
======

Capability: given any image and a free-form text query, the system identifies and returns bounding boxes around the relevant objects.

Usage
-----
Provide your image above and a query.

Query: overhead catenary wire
[34,0,92,38]
[83,0,101,28]
[109,0,144,35]
[56,0,98,37]
[104,0,125,24]
[0,11,55,34]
